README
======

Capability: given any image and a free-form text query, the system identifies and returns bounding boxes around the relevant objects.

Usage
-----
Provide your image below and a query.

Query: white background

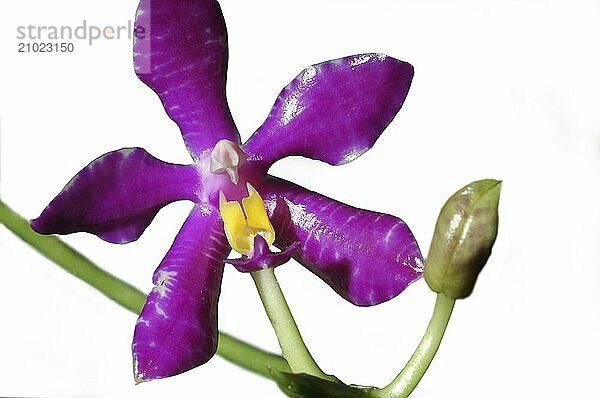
[1,0,599,397]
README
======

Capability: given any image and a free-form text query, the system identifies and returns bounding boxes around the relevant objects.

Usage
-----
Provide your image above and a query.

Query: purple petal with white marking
[134,0,239,158]
[262,176,423,306]
[243,54,413,169]
[31,148,198,244]
[225,235,299,273]
[133,204,230,382]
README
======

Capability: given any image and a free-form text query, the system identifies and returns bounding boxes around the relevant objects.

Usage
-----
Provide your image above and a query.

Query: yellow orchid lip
[219,183,275,257]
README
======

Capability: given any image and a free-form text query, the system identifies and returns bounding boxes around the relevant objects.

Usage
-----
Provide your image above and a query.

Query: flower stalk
[377,293,455,398]
[0,199,290,379]
[251,268,335,381]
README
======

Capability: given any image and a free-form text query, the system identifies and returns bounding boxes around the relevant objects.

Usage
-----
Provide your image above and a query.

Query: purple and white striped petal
[262,176,423,306]
[133,204,230,382]
[31,148,198,244]
[134,0,239,158]
[243,54,413,170]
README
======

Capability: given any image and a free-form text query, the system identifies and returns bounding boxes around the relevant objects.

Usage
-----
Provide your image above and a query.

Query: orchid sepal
[243,53,413,169]
[262,176,423,307]
[30,147,199,244]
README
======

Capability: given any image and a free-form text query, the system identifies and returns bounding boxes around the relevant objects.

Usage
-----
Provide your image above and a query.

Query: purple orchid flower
[31,0,423,382]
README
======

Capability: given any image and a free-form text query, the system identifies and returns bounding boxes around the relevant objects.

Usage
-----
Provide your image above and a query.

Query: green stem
[217,332,290,377]
[0,200,145,313]
[0,199,289,379]
[376,293,455,398]
[251,268,334,381]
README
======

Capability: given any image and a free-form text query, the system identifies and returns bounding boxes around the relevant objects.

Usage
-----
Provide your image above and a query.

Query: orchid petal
[133,204,229,382]
[262,177,423,306]
[31,148,198,244]
[243,54,413,169]
[134,0,239,158]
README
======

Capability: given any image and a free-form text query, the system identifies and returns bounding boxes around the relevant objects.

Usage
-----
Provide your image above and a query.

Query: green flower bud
[424,179,502,299]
